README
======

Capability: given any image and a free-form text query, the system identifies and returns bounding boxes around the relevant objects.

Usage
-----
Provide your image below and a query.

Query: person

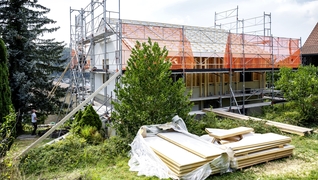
[31,109,38,135]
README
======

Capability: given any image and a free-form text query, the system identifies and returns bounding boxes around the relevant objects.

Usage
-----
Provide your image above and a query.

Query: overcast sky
[38,0,318,46]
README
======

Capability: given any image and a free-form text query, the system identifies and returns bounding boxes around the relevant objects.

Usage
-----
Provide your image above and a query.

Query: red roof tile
[302,23,318,54]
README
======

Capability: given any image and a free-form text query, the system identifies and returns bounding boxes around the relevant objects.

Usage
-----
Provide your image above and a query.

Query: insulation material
[128,115,230,180]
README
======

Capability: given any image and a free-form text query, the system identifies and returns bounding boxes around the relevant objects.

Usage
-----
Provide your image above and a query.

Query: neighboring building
[68,1,301,115]
[302,23,318,66]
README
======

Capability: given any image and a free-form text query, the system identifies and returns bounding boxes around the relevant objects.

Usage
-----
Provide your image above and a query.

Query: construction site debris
[129,116,294,180]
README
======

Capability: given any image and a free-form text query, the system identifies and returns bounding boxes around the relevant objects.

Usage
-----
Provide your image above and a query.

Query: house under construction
[67,0,301,116]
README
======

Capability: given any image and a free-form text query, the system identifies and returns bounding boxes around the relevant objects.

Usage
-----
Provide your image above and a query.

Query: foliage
[70,105,102,144]
[79,125,103,145]
[0,38,12,124]
[262,102,309,127]
[275,65,318,124]
[11,119,318,179]
[81,105,101,130]
[266,71,280,88]
[19,134,130,176]
[112,38,193,141]
[186,111,219,136]
[0,0,68,134]
[186,111,281,136]
[71,105,101,134]
[0,106,16,158]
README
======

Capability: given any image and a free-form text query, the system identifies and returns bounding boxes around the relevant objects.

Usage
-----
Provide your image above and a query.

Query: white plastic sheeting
[128,115,231,180]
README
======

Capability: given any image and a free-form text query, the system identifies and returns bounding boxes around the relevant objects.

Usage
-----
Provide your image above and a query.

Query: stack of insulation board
[205,127,254,144]
[143,131,226,177]
[205,127,294,170]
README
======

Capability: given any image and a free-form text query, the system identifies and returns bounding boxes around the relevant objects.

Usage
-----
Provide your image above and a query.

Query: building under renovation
[67,0,301,116]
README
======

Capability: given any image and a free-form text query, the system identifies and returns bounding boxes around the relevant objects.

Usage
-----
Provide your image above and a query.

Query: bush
[186,111,281,136]
[0,106,16,158]
[80,125,103,145]
[71,105,102,139]
[19,134,131,176]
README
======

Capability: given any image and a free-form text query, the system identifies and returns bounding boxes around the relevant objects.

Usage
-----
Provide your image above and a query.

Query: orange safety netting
[224,34,301,69]
[120,24,300,70]
[121,23,195,70]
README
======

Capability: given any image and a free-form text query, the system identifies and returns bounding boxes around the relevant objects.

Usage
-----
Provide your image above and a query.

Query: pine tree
[112,38,193,140]
[0,38,12,124]
[0,0,67,133]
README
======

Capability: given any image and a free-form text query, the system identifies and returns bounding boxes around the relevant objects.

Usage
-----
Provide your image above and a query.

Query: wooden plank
[157,132,224,159]
[209,109,313,136]
[144,136,223,177]
[16,71,122,159]
[144,136,208,169]
[218,136,243,144]
[232,149,293,169]
[233,153,293,169]
[234,145,294,161]
[234,142,288,156]
[205,127,254,139]
[231,145,294,169]
[224,133,291,151]
[156,153,209,175]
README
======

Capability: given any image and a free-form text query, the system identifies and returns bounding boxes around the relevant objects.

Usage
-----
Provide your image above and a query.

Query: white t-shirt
[31,112,37,123]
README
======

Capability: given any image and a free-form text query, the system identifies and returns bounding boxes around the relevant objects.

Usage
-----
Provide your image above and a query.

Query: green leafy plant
[0,38,12,125]
[71,105,101,134]
[275,65,318,124]
[80,125,103,145]
[0,106,16,158]
[187,110,281,136]
[112,38,193,141]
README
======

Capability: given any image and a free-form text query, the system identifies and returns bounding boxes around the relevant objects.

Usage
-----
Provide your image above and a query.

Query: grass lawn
[1,130,317,180]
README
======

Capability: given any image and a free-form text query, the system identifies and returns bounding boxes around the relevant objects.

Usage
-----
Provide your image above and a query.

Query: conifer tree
[0,38,12,124]
[0,0,67,132]
[112,38,193,140]
[0,38,16,158]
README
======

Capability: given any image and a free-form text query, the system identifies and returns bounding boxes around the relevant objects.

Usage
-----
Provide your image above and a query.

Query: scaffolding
[58,0,121,120]
[64,2,301,119]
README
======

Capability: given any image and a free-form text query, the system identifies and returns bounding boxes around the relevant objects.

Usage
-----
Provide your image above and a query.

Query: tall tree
[0,38,16,157]
[0,0,67,133]
[0,38,12,124]
[112,38,193,140]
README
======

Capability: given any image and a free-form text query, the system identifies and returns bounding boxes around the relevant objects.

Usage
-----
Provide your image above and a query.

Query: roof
[302,23,318,55]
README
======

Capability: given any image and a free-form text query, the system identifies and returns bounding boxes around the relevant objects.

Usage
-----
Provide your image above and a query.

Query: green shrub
[80,125,103,145]
[19,134,131,176]
[81,105,101,130]
[186,111,218,136]
[282,111,304,125]
[102,136,131,157]
[186,111,281,136]
[71,105,102,138]
[0,106,16,158]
